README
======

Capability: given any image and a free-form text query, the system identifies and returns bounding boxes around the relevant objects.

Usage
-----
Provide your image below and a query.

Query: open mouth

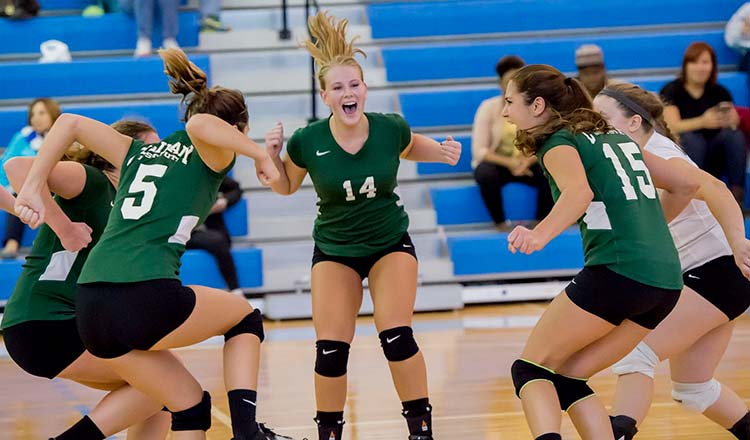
[342,102,357,115]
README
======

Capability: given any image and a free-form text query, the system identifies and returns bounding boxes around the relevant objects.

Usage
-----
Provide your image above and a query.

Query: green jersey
[286,113,412,257]
[538,129,682,290]
[78,130,230,284]
[2,165,115,329]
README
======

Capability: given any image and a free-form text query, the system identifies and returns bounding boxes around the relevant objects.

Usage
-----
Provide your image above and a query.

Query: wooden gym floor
[1,302,748,439]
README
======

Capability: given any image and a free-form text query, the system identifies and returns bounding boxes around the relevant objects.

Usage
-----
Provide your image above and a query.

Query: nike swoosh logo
[402,244,413,248]
[322,349,338,355]
[618,437,625,440]
[242,398,256,406]
[110,201,115,207]
[316,150,331,157]
[387,335,401,344]
[687,274,700,279]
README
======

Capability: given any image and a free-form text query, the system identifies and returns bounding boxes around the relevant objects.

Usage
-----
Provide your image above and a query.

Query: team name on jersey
[137,141,194,165]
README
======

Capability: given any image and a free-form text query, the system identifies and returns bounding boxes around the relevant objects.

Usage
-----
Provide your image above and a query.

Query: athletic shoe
[162,38,180,51]
[408,436,433,440]
[247,422,297,440]
[134,37,151,57]
[200,15,231,32]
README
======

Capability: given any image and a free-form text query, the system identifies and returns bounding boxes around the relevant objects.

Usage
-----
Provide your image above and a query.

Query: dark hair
[64,143,115,172]
[111,119,158,141]
[495,55,525,79]
[680,41,717,87]
[510,64,611,155]
[600,83,678,143]
[27,98,61,127]
[159,48,248,132]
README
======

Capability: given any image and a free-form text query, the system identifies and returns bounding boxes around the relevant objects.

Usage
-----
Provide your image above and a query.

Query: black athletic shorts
[3,319,85,379]
[565,265,681,330]
[312,232,417,280]
[76,279,196,359]
[683,255,750,320]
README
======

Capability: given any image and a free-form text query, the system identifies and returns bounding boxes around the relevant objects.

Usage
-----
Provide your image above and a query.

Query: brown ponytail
[511,64,611,156]
[159,48,248,132]
[599,82,678,143]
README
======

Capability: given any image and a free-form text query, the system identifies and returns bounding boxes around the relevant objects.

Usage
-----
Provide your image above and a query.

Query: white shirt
[645,132,732,272]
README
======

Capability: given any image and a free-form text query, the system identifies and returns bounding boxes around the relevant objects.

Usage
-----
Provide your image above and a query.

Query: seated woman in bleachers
[661,41,746,205]
[0,97,60,258]
[472,55,553,229]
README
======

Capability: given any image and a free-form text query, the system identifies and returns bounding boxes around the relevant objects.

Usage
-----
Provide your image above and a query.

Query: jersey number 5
[121,164,168,220]
[602,142,656,200]
[343,176,377,202]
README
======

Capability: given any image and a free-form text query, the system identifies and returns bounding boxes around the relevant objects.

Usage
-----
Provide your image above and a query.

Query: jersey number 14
[343,176,377,202]
[602,142,656,200]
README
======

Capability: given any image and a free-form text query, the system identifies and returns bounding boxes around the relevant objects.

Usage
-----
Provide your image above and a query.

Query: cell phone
[717,101,733,113]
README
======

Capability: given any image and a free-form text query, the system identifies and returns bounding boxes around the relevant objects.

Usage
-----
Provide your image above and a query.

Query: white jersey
[645,132,732,272]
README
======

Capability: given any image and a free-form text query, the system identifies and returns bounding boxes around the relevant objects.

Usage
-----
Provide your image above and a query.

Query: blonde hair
[304,11,367,90]
[159,48,248,131]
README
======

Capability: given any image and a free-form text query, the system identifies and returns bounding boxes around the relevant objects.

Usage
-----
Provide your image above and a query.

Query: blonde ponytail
[304,11,366,90]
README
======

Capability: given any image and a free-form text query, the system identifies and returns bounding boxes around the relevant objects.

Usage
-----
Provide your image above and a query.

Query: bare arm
[508,146,593,254]
[663,105,710,134]
[5,157,93,251]
[471,100,493,164]
[642,151,699,222]
[264,122,308,195]
[402,133,461,165]
[0,186,14,214]
[186,114,268,169]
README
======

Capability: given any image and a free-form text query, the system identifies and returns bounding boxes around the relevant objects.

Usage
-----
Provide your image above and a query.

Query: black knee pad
[379,326,419,362]
[171,391,212,432]
[551,374,595,411]
[225,309,264,342]
[510,359,556,398]
[315,340,351,377]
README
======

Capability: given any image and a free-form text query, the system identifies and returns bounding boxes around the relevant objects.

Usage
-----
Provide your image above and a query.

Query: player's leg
[369,249,432,439]
[310,260,363,440]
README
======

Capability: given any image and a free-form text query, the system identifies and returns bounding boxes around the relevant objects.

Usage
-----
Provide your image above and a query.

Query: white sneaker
[134,37,151,57]
[162,38,180,50]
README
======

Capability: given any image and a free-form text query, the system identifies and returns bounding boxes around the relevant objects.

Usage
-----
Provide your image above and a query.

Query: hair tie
[564,77,573,86]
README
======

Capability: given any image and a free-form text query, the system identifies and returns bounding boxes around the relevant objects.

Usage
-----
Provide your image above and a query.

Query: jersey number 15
[602,142,656,200]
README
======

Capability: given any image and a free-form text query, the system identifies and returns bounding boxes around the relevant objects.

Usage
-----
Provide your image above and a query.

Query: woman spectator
[472,55,553,229]
[661,42,746,205]
[0,98,60,258]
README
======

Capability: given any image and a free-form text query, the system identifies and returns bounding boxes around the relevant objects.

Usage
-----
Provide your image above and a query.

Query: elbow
[4,157,26,188]
[185,114,211,139]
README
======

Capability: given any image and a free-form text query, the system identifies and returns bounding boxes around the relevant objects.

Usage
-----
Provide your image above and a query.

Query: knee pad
[671,379,721,413]
[379,326,419,362]
[510,359,555,398]
[171,391,212,432]
[315,340,351,377]
[551,374,595,411]
[612,342,659,379]
[225,309,264,342]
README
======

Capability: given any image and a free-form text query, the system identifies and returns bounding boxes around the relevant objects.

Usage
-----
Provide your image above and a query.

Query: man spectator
[575,44,610,97]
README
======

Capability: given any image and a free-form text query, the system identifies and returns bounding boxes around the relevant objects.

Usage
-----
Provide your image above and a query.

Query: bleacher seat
[383,30,738,83]
[402,72,750,129]
[430,183,538,225]
[448,229,584,276]
[0,103,185,146]
[367,0,745,39]
[0,11,199,55]
[0,55,210,101]
[180,247,263,288]
[0,259,24,302]
[0,212,39,247]
[224,197,249,237]
[416,135,473,175]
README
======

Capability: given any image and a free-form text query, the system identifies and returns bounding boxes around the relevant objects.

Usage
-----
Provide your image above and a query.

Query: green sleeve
[122,138,145,170]
[285,129,306,169]
[384,113,413,153]
[77,164,111,201]
[537,129,578,166]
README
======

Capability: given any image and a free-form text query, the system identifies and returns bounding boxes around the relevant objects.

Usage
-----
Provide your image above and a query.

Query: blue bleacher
[180,247,263,288]
[0,103,185,146]
[0,260,24,302]
[448,229,584,276]
[383,30,738,83]
[224,197,248,237]
[401,72,750,129]
[431,183,538,225]
[40,0,89,9]
[0,213,39,247]
[0,55,210,101]
[416,135,473,175]
[367,0,745,39]
[0,11,199,55]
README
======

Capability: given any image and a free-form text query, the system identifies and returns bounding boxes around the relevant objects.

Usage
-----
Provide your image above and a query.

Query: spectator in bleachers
[472,55,553,229]
[725,2,750,88]
[0,0,39,19]
[186,175,243,295]
[119,0,180,56]
[661,41,746,204]
[575,44,610,97]
[0,98,60,258]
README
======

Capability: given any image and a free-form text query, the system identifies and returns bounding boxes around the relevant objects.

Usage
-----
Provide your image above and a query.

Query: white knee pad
[612,341,659,379]
[671,379,721,413]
